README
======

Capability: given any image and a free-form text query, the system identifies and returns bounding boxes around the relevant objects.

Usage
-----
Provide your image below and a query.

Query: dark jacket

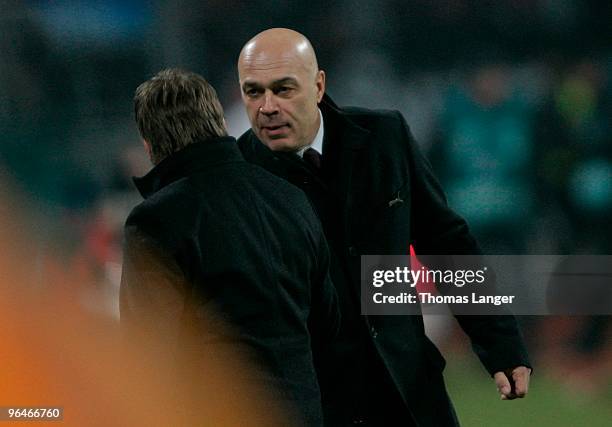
[120,137,339,426]
[238,95,531,426]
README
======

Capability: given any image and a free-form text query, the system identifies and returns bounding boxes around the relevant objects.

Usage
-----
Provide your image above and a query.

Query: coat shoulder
[341,104,403,127]
[243,162,322,228]
[335,104,414,155]
[125,178,197,239]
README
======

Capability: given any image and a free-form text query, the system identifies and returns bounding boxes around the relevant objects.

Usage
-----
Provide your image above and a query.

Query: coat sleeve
[119,221,189,352]
[396,111,532,375]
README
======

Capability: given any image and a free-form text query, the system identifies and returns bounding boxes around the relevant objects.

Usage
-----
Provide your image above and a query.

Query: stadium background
[1,1,610,425]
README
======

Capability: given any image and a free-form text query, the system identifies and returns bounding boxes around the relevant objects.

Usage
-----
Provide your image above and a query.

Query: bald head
[237,29,326,152]
[239,28,319,79]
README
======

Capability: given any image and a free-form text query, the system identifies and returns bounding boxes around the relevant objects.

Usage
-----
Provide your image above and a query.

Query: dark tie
[303,147,322,169]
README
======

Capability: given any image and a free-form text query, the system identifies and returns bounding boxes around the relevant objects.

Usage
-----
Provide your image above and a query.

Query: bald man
[237,28,532,426]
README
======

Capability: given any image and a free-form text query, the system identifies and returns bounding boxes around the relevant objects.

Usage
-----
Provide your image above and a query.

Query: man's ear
[316,70,326,103]
[142,139,153,160]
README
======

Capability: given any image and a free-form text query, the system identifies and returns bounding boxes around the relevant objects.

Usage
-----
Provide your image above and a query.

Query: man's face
[239,55,325,152]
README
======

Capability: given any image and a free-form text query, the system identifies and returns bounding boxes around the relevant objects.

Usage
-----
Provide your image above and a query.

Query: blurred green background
[446,355,611,427]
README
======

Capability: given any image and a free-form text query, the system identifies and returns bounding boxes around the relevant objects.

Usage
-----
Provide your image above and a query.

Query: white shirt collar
[297,109,324,158]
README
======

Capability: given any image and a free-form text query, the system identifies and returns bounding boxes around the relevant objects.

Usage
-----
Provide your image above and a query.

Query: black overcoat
[120,137,339,426]
[238,95,531,426]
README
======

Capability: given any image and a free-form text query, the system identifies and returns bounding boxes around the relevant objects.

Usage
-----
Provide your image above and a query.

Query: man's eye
[245,89,260,97]
[277,86,293,95]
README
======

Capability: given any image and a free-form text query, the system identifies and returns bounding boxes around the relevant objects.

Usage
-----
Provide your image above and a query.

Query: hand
[493,366,531,400]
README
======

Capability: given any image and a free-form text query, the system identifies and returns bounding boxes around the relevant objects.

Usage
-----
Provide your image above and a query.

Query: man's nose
[259,91,279,115]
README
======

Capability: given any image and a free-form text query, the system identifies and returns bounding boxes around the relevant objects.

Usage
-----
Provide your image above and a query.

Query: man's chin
[259,136,299,152]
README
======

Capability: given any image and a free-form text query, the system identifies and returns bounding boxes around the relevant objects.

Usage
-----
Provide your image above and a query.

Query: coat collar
[133,136,242,199]
[319,93,369,153]
[237,94,372,244]
[240,93,369,157]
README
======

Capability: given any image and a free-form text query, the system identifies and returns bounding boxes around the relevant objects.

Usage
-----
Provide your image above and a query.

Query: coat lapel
[320,95,370,245]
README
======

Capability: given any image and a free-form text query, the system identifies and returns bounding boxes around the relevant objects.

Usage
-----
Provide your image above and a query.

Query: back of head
[134,68,227,164]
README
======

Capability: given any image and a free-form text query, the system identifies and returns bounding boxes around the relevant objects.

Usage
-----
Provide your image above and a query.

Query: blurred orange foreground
[0,177,290,426]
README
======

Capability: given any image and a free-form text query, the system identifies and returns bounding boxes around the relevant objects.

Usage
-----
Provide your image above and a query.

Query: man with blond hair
[121,68,339,425]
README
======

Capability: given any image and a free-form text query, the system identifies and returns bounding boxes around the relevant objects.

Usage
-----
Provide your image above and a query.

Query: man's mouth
[261,124,289,138]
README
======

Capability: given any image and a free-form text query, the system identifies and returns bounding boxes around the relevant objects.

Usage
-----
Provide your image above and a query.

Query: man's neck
[297,109,324,157]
